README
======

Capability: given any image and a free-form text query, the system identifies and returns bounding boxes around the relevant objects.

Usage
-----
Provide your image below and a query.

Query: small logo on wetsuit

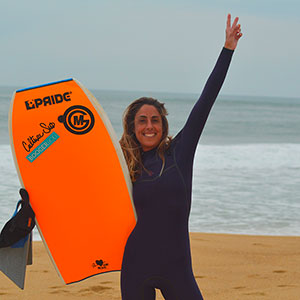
[58,105,95,135]
[92,259,109,270]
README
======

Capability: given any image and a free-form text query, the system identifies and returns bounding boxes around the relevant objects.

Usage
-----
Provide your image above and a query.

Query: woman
[119,14,242,300]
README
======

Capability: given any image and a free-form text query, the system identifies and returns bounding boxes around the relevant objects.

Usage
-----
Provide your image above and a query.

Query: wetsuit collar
[141,146,158,158]
[142,147,157,155]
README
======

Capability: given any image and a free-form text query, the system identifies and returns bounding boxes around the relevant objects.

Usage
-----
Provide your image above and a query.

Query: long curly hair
[119,97,172,182]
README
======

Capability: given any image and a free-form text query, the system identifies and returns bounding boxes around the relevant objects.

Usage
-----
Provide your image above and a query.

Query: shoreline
[28,231,300,243]
[1,232,300,299]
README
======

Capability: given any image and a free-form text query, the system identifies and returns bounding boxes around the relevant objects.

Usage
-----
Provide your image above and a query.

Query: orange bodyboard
[9,78,136,284]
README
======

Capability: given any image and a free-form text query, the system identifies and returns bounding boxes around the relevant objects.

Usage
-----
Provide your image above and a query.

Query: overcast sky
[1,0,299,98]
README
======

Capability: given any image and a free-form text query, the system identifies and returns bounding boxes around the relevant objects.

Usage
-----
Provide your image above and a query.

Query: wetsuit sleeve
[175,47,234,165]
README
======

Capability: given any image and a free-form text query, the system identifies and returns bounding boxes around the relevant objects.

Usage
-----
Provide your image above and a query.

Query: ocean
[0,86,299,239]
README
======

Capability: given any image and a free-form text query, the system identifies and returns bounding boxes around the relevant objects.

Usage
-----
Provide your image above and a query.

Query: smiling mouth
[143,133,156,137]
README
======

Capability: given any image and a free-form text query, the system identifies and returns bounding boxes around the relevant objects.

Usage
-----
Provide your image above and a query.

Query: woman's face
[134,104,163,152]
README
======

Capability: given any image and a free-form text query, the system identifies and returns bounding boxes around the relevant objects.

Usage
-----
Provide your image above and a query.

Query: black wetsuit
[121,47,234,300]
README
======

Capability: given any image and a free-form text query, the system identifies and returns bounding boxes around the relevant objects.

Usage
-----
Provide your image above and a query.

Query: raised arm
[175,14,242,165]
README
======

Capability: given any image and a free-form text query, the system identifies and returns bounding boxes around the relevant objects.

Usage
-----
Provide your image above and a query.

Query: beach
[0,233,299,299]
[1,89,300,299]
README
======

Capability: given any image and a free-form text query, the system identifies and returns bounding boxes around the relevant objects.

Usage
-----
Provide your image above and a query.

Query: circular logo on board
[58,105,95,135]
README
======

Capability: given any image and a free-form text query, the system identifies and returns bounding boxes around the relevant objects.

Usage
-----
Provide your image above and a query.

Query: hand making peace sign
[224,13,243,50]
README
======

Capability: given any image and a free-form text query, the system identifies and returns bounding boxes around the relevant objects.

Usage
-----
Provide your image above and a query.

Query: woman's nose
[146,119,153,129]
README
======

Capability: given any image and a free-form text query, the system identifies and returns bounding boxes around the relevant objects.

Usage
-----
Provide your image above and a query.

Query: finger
[231,24,241,36]
[235,32,243,40]
[232,16,239,28]
[236,33,243,41]
[227,13,231,29]
[234,24,241,33]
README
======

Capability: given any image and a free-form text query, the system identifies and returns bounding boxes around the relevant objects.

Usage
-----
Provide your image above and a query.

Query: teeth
[144,133,155,137]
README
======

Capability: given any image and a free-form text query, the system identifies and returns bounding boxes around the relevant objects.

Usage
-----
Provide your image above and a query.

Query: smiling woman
[119,14,242,300]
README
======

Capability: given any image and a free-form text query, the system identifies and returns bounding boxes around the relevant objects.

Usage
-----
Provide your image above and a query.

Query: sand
[0,233,299,300]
